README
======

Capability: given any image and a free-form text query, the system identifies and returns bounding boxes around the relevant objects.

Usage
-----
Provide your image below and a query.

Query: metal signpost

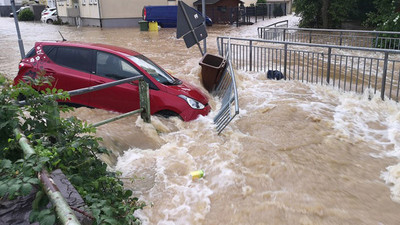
[202,0,206,54]
[11,0,25,58]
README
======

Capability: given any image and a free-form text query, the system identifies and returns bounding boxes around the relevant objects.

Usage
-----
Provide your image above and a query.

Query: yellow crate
[149,21,158,31]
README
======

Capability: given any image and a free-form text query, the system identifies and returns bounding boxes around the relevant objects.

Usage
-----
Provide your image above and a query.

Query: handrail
[17,76,143,106]
[257,20,289,39]
[263,27,400,35]
[257,27,400,50]
[264,20,288,28]
[17,76,151,125]
[218,36,400,54]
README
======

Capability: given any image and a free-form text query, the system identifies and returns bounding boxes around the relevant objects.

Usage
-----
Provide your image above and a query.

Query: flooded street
[1,15,400,225]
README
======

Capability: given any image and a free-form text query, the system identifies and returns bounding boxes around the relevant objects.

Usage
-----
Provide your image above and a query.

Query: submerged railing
[213,40,240,134]
[258,27,400,50]
[217,36,400,102]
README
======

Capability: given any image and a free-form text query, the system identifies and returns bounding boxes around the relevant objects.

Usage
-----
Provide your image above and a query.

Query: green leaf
[103,218,119,224]
[32,190,45,210]
[29,210,40,223]
[8,184,20,196]
[38,209,52,219]
[102,206,113,216]
[91,208,101,221]
[40,214,56,225]
[1,159,12,169]
[0,184,8,196]
[39,215,56,225]
[20,183,33,195]
[27,178,40,185]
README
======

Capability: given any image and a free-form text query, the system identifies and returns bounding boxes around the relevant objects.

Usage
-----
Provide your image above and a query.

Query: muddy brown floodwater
[1,15,400,225]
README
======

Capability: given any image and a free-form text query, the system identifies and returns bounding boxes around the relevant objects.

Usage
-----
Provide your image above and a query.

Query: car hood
[165,81,208,104]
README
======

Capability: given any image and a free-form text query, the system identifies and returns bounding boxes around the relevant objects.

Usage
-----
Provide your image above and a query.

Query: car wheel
[46,19,53,24]
[156,110,182,120]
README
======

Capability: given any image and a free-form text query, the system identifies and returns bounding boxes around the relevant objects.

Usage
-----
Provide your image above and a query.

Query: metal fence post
[375,33,379,48]
[339,31,343,46]
[326,47,332,84]
[236,7,239,27]
[220,38,224,56]
[139,79,151,123]
[255,6,257,23]
[283,29,286,42]
[284,43,288,80]
[309,30,312,43]
[381,52,389,100]
[249,40,253,71]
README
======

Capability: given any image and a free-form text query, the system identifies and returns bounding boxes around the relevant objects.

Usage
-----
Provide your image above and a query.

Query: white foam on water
[115,112,248,224]
[297,83,400,203]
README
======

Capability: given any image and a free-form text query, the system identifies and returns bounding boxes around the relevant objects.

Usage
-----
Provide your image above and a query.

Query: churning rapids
[1,14,400,225]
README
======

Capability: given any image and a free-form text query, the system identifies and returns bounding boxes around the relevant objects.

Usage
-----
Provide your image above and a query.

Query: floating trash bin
[199,53,227,92]
[138,20,149,31]
[149,21,158,31]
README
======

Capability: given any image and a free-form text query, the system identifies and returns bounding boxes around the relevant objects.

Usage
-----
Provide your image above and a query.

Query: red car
[15,41,210,121]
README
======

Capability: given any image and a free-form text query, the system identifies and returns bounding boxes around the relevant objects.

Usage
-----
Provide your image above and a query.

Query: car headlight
[178,95,205,109]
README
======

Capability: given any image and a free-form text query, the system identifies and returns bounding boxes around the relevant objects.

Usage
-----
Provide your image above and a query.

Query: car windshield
[128,55,177,85]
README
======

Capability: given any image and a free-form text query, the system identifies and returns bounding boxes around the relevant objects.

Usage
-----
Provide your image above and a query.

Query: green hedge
[18,8,34,21]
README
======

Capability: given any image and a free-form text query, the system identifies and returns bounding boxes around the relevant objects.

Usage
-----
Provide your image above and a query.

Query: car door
[88,51,142,113]
[42,45,93,106]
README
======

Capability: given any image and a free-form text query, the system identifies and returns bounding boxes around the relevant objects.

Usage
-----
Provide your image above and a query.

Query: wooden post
[139,79,151,123]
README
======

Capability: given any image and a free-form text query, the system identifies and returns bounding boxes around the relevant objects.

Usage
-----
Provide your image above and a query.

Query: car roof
[37,41,140,56]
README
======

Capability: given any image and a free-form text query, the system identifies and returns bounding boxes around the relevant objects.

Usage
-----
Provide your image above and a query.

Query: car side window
[53,47,93,73]
[96,51,141,80]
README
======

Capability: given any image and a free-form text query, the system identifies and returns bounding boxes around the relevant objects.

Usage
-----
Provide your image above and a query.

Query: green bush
[0,73,145,225]
[18,8,34,21]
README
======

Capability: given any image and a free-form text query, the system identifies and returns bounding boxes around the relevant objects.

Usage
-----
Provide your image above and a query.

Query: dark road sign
[177,0,207,54]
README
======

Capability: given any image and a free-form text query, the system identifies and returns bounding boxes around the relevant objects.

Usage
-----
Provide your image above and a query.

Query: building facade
[56,0,291,28]
[56,0,197,27]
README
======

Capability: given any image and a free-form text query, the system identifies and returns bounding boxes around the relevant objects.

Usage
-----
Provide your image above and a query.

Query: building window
[82,0,86,5]
[93,0,97,4]
[89,0,93,5]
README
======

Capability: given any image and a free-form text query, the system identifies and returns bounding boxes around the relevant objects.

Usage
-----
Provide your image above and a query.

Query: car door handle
[45,69,55,76]
[94,80,105,84]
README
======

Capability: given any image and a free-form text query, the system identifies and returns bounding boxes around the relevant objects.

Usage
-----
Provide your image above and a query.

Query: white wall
[0,0,23,6]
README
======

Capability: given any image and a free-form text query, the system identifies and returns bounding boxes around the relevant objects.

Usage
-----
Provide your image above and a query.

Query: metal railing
[217,36,400,102]
[257,20,289,40]
[213,40,240,134]
[258,27,400,50]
